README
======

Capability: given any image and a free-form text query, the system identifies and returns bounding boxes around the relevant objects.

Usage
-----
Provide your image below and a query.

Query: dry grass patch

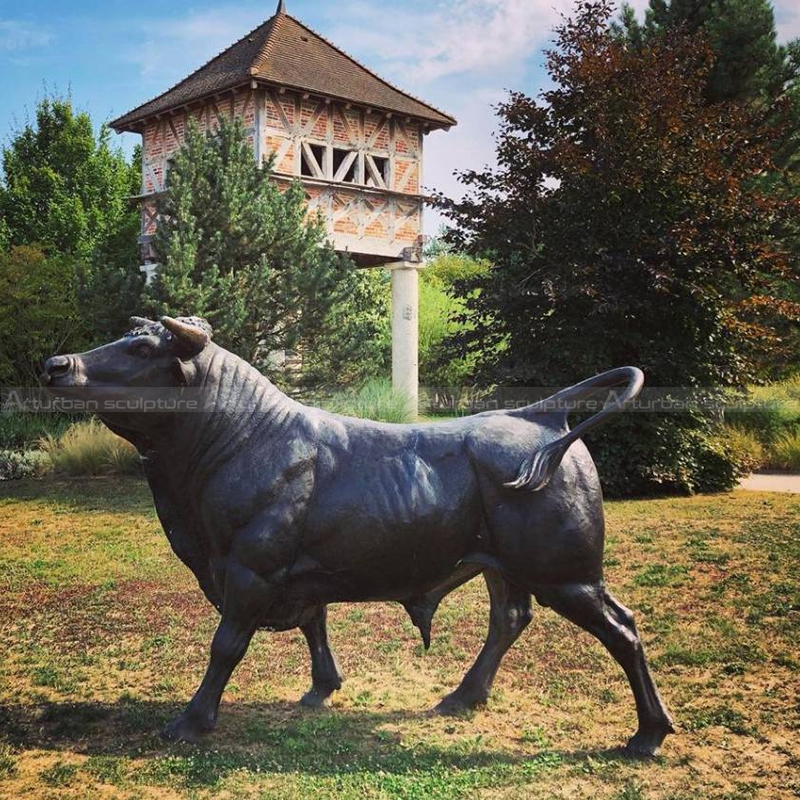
[0,478,797,798]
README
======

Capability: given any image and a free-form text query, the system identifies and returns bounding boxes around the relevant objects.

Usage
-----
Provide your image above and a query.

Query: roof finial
[276,0,286,14]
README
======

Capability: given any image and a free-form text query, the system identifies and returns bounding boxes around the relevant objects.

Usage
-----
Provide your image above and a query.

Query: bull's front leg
[162,559,279,743]
[299,605,343,708]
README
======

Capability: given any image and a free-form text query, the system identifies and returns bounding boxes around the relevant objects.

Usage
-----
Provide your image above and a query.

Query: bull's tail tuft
[504,366,644,493]
[503,439,569,492]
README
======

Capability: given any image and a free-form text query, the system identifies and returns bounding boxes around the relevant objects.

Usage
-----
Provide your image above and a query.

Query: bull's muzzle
[42,355,73,386]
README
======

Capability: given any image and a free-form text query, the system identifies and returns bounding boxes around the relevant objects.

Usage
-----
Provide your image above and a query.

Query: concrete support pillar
[387,260,421,416]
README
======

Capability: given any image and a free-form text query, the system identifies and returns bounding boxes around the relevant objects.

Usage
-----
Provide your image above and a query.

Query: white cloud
[328,0,573,85]
[124,7,265,79]
[0,19,53,52]
[407,0,554,83]
[774,0,800,42]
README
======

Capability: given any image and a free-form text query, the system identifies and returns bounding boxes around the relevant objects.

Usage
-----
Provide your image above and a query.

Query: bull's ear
[161,316,209,357]
[129,316,155,328]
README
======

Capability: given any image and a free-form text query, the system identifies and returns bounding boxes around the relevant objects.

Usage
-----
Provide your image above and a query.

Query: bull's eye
[131,342,153,359]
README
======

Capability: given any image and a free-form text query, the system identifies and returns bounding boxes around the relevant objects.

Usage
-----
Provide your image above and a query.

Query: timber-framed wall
[138,84,425,266]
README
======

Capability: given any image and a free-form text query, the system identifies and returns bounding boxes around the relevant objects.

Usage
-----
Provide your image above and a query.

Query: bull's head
[43,316,212,391]
[42,316,213,434]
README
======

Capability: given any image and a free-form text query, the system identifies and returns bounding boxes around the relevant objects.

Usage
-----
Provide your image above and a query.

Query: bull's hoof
[299,687,334,708]
[161,713,213,744]
[434,690,485,717]
[624,724,674,758]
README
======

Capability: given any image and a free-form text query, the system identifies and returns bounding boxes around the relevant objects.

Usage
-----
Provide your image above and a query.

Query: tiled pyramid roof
[112,8,456,130]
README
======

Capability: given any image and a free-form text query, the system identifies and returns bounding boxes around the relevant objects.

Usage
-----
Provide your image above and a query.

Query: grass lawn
[0,478,798,799]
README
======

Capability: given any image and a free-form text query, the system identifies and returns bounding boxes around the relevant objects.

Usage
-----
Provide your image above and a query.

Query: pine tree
[617,0,797,102]
[147,117,385,390]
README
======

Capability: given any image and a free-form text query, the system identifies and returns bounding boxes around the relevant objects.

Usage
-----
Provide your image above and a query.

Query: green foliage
[39,418,140,476]
[617,0,800,309]
[147,117,382,391]
[300,267,389,391]
[585,414,748,494]
[0,215,9,251]
[0,96,139,260]
[694,425,764,488]
[0,413,74,451]
[0,96,143,347]
[714,425,766,472]
[616,0,800,372]
[420,256,481,385]
[725,375,800,444]
[76,146,145,345]
[0,246,87,386]
[435,1,800,495]
[320,379,414,423]
[418,250,490,409]
[616,0,798,103]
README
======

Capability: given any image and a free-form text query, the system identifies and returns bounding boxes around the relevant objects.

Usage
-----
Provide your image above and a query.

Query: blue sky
[2,0,800,233]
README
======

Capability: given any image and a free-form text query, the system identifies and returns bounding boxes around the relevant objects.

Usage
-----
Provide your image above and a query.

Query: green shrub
[39,419,140,476]
[694,425,767,489]
[321,379,414,423]
[767,428,800,471]
[0,449,51,480]
[726,377,800,444]
[418,254,490,408]
[0,412,75,450]
[717,425,766,473]
[587,413,749,497]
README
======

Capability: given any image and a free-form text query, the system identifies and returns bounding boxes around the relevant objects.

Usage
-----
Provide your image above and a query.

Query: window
[300,143,325,178]
[332,147,358,183]
[163,157,175,189]
[296,144,388,187]
[365,155,388,188]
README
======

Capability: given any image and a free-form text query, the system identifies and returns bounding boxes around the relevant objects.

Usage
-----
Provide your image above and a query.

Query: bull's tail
[504,366,644,492]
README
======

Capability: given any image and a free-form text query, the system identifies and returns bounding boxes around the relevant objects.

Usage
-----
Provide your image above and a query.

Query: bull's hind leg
[435,569,532,715]
[534,582,674,756]
[299,606,343,708]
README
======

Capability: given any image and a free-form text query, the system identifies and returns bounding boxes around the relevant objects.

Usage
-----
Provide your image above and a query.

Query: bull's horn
[129,316,155,328]
[161,316,210,351]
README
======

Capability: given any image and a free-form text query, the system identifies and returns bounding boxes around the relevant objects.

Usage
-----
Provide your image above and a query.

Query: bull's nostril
[45,355,71,378]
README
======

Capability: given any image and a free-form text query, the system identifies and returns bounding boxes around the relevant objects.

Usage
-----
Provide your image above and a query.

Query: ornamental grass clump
[726,377,800,444]
[321,379,415,424]
[768,429,800,471]
[39,418,140,476]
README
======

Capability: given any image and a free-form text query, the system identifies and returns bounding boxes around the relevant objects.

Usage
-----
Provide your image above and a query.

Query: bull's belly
[297,507,482,603]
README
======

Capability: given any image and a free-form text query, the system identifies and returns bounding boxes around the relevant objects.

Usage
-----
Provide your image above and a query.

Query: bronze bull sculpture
[43,316,674,755]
